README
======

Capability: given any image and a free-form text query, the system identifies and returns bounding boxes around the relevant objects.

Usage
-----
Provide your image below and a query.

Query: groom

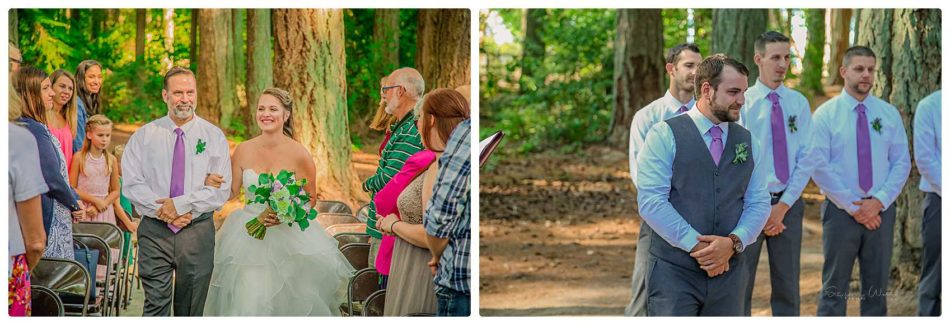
[123,66,232,316]
[635,54,770,316]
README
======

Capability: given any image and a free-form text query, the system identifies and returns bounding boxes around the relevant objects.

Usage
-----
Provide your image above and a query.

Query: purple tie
[168,128,185,233]
[676,105,689,114]
[709,126,724,165]
[768,92,790,184]
[856,104,873,193]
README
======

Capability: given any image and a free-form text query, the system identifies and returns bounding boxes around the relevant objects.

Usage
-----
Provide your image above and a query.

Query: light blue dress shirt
[914,90,941,196]
[738,79,816,205]
[636,108,771,251]
[809,91,911,213]
[628,90,695,186]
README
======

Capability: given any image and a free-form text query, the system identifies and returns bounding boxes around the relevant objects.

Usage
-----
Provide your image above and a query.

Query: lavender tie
[676,105,689,114]
[710,126,724,165]
[768,92,790,184]
[168,128,185,233]
[856,104,873,193]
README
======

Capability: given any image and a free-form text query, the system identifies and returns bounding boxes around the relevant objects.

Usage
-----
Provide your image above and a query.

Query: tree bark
[273,9,367,207]
[10,9,18,47]
[196,9,236,127]
[135,9,146,64]
[162,9,175,71]
[228,9,248,134]
[712,9,768,82]
[246,9,273,136]
[856,8,941,290]
[801,9,826,97]
[416,9,471,91]
[608,9,665,149]
[190,9,199,71]
[374,9,400,72]
[520,8,546,93]
[826,9,853,87]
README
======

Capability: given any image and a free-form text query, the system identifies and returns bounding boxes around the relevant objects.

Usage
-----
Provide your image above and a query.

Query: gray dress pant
[918,192,941,316]
[646,254,747,316]
[742,197,804,316]
[138,212,215,316]
[624,223,653,316]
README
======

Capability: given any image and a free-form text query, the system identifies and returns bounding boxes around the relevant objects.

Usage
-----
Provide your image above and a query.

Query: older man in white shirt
[811,46,911,316]
[123,66,232,316]
[625,43,701,316]
[737,31,815,316]
[913,89,941,316]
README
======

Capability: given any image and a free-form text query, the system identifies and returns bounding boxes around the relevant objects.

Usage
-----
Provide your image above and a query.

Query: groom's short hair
[164,66,195,89]
[693,53,749,96]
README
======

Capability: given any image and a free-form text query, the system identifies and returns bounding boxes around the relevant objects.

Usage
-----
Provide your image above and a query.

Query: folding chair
[317,213,360,229]
[340,268,380,316]
[340,243,370,270]
[74,222,125,315]
[30,285,65,316]
[362,289,386,316]
[356,203,370,223]
[325,223,366,237]
[73,234,113,316]
[314,200,353,215]
[31,257,90,316]
[334,232,371,249]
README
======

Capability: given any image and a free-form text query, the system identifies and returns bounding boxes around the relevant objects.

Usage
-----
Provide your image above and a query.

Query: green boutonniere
[732,143,749,165]
[788,115,798,133]
[196,139,207,154]
[871,118,883,134]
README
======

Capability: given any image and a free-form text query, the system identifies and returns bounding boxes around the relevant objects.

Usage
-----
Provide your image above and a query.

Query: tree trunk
[826,9,853,87]
[162,9,175,71]
[856,8,941,290]
[520,8,546,93]
[190,9,199,70]
[246,9,273,136]
[712,9,768,82]
[10,9,18,47]
[273,9,367,207]
[608,9,665,149]
[91,9,105,41]
[801,9,826,97]
[416,9,471,91]
[135,9,146,64]
[373,9,400,72]
[228,9,248,134]
[196,9,236,127]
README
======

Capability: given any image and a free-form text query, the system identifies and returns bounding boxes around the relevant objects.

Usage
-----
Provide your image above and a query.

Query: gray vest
[648,113,755,271]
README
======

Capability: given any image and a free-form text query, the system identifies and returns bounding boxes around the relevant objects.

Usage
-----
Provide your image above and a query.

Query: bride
[201,87,355,316]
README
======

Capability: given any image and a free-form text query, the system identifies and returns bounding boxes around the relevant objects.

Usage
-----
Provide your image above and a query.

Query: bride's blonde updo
[261,87,294,137]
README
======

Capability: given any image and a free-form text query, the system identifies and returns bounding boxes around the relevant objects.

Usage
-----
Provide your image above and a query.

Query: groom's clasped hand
[154,197,193,228]
[690,235,735,278]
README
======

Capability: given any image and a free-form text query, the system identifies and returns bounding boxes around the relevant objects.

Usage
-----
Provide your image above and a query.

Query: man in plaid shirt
[424,119,471,316]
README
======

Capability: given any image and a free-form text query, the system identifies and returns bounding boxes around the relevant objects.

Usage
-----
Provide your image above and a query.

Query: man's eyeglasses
[380,85,403,94]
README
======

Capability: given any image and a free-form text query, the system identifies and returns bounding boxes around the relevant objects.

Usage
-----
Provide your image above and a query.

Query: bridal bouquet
[244,170,319,240]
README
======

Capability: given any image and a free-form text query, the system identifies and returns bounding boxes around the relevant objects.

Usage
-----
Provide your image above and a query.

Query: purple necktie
[856,104,873,193]
[168,128,185,233]
[768,92,790,184]
[709,126,724,165]
[676,105,689,114]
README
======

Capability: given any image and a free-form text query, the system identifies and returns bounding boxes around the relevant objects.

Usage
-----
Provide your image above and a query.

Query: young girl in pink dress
[69,114,134,230]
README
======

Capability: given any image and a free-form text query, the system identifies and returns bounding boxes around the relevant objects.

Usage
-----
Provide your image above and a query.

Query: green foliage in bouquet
[244,170,319,240]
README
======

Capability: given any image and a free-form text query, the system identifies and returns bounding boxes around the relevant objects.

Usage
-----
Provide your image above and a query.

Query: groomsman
[738,31,815,316]
[812,46,910,316]
[625,43,702,316]
[636,54,770,316]
[913,89,941,316]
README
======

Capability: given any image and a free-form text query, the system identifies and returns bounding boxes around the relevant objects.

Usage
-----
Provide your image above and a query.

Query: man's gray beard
[173,106,194,120]
[384,101,397,114]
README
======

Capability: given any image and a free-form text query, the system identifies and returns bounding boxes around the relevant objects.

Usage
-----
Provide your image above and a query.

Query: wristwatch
[728,234,744,254]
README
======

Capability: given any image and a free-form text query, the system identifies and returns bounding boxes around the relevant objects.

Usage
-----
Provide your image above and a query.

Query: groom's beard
[173,104,195,120]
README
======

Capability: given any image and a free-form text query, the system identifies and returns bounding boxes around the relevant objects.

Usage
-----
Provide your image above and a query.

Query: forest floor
[478,88,918,316]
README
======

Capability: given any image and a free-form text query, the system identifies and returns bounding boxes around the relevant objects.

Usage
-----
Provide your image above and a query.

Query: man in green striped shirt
[363,67,425,271]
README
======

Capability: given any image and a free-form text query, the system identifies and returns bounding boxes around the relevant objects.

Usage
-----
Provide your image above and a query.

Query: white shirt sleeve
[731,137,772,246]
[122,128,164,218]
[780,97,816,205]
[914,99,942,196]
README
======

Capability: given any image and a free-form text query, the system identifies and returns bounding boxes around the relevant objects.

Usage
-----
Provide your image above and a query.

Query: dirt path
[479,146,916,316]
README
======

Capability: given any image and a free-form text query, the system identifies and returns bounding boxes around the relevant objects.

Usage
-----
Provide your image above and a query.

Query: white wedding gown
[204,169,355,316]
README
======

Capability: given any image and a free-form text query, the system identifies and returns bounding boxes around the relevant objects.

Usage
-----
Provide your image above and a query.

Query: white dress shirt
[628,90,695,186]
[636,108,771,251]
[914,90,941,196]
[738,79,816,205]
[122,115,232,218]
[809,91,911,213]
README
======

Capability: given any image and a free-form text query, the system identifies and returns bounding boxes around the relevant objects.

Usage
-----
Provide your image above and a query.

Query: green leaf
[308,209,318,220]
[298,218,310,231]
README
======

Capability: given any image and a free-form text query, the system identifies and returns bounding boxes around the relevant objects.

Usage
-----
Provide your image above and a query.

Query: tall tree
[801,9,826,97]
[826,9,853,87]
[374,9,400,72]
[135,9,147,104]
[190,10,199,70]
[712,9,768,82]
[246,9,272,136]
[856,8,941,289]
[520,8,546,93]
[608,9,664,149]
[162,9,176,71]
[10,9,18,47]
[273,9,367,206]
[416,9,471,91]
[196,9,236,127]
[228,9,248,133]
